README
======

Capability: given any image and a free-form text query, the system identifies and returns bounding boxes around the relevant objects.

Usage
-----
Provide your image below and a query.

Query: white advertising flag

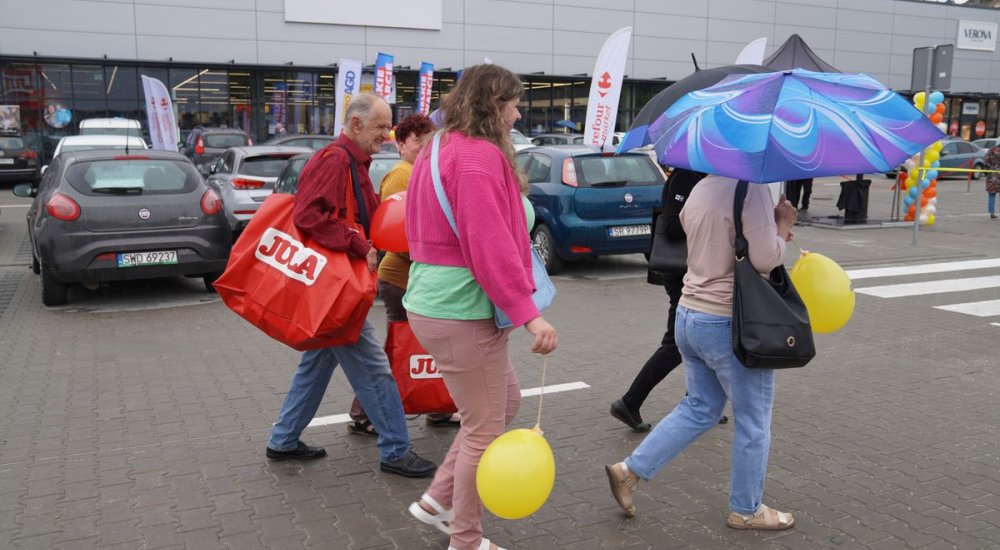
[335,58,363,136]
[140,75,178,151]
[735,37,767,64]
[583,27,632,151]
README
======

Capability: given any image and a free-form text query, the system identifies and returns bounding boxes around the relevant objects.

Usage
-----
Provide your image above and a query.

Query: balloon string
[534,355,549,432]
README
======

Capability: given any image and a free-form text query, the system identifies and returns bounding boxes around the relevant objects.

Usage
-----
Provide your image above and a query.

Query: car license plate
[608,224,651,238]
[117,250,178,267]
[0,158,13,165]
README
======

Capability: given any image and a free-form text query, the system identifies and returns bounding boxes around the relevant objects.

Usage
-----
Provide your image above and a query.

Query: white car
[43,135,149,174]
[511,129,533,152]
[78,118,144,139]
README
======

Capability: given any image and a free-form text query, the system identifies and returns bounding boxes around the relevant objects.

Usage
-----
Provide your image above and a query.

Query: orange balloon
[930,179,937,188]
[920,196,929,207]
[370,191,409,253]
[926,187,937,198]
[936,103,946,114]
[907,204,916,216]
[930,113,943,124]
[904,214,915,222]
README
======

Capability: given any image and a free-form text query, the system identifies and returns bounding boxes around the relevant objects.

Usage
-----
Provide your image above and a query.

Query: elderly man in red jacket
[265,94,437,479]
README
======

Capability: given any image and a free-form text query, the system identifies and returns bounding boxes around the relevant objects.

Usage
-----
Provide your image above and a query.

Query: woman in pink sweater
[403,64,558,550]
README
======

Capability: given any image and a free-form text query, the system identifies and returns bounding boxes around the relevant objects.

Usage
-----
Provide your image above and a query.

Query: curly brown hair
[440,64,526,192]
[395,114,435,144]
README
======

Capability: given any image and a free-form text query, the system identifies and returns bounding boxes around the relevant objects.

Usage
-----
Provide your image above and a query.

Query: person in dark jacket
[610,169,726,431]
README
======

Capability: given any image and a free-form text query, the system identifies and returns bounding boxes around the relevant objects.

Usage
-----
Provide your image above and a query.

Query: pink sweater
[406,131,539,327]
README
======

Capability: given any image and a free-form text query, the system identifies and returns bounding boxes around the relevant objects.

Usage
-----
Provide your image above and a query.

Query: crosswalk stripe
[845,258,1000,280]
[934,299,1000,317]
[855,276,1000,298]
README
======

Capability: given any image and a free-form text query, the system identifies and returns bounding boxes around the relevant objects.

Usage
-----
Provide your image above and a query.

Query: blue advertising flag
[417,62,434,115]
[374,52,394,101]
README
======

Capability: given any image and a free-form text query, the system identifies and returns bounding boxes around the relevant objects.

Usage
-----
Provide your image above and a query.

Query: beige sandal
[727,503,795,530]
[605,462,638,517]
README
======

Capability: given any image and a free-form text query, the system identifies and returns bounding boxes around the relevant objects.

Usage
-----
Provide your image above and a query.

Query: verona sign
[957,20,998,51]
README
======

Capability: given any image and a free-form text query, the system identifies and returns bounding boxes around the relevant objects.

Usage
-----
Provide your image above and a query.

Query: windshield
[576,155,663,187]
[0,137,26,149]
[239,155,297,178]
[61,144,132,154]
[275,158,310,194]
[67,159,200,195]
[79,128,140,137]
[205,134,249,148]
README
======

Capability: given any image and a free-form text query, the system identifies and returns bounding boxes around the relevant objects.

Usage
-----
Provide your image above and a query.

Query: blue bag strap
[430,131,460,237]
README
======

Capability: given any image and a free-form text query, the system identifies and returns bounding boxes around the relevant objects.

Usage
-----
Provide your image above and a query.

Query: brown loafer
[605,462,638,517]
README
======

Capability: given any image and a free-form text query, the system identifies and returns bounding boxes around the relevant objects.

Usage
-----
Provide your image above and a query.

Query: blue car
[516,145,665,273]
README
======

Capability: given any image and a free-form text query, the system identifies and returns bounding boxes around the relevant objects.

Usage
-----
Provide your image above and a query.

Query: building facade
[3,0,1000,158]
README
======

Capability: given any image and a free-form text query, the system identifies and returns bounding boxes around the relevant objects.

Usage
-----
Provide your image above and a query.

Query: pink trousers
[408,314,520,550]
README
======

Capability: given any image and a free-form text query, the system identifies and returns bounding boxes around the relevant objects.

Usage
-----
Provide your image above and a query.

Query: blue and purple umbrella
[652,69,945,183]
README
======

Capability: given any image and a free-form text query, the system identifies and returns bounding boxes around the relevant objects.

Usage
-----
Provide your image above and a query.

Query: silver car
[205,145,313,235]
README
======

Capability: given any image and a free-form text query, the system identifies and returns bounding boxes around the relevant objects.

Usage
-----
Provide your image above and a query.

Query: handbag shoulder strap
[333,144,370,234]
[733,179,749,260]
[430,131,460,237]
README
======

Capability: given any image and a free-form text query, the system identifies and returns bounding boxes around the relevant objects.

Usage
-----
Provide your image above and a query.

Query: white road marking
[934,299,1000,317]
[306,381,590,428]
[0,204,30,208]
[846,259,1000,281]
[855,275,1000,298]
[991,323,1000,328]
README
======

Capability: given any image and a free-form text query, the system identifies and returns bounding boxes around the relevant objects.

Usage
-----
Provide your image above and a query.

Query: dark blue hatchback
[517,145,664,273]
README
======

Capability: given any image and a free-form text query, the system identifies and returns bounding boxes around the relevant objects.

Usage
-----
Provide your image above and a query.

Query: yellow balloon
[932,141,943,153]
[925,150,939,164]
[477,428,555,519]
[927,214,936,225]
[789,252,855,334]
[914,92,926,111]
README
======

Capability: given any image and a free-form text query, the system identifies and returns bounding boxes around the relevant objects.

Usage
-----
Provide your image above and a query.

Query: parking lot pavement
[2,178,1000,549]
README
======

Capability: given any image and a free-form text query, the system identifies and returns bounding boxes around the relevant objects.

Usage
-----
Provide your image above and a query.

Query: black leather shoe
[380,450,437,478]
[610,399,651,432]
[266,441,327,461]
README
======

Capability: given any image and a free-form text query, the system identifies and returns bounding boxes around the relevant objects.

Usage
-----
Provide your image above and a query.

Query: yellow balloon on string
[790,251,855,334]
[477,427,556,519]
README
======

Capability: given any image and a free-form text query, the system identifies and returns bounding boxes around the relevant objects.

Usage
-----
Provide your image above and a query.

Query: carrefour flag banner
[583,27,632,151]
[140,75,178,152]
[374,52,394,101]
[417,62,434,115]
[335,58,362,136]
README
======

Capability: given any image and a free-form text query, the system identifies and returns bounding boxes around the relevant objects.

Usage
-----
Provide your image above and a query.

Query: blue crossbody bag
[428,132,555,329]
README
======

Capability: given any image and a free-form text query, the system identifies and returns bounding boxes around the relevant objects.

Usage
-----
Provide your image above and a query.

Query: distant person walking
[984,145,1000,219]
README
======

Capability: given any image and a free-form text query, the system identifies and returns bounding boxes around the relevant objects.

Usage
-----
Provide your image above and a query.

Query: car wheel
[203,272,222,293]
[40,262,68,307]
[973,163,984,180]
[531,224,563,275]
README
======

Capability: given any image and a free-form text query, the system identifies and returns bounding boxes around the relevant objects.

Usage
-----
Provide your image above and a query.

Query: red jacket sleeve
[292,148,371,258]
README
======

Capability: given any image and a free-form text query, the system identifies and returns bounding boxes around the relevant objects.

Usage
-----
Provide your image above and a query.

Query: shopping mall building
[3,0,1000,159]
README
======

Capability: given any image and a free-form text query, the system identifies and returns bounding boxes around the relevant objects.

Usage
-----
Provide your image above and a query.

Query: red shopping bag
[387,320,458,415]
[214,193,377,350]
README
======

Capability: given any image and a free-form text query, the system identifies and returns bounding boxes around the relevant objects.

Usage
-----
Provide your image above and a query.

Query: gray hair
[345,93,388,124]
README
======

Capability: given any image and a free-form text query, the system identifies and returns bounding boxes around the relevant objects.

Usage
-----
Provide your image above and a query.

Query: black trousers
[786,178,813,210]
[621,278,683,411]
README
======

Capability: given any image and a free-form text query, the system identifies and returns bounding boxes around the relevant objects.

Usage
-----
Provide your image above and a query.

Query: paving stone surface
[1,177,999,549]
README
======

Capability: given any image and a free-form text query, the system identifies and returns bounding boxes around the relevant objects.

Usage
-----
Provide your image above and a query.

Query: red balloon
[930,113,943,124]
[370,191,409,253]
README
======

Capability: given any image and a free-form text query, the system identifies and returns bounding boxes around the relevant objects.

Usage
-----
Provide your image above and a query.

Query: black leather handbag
[647,214,688,274]
[731,180,815,369]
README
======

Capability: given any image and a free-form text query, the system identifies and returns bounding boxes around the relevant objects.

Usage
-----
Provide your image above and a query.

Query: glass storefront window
[987,99,998,138]
[229,71,253,136]
[170,68,202,131]
[199,69,231,128]
[315,71,335,135]
[263,71,289,139]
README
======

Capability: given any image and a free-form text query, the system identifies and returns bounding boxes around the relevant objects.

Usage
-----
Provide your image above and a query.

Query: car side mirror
[12,183,36,198]
[199,164,214,177]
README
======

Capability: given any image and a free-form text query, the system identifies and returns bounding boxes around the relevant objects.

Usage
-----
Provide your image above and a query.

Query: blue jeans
[989,192,997,214]
[625,306,776,515]
[267,320,410,462]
